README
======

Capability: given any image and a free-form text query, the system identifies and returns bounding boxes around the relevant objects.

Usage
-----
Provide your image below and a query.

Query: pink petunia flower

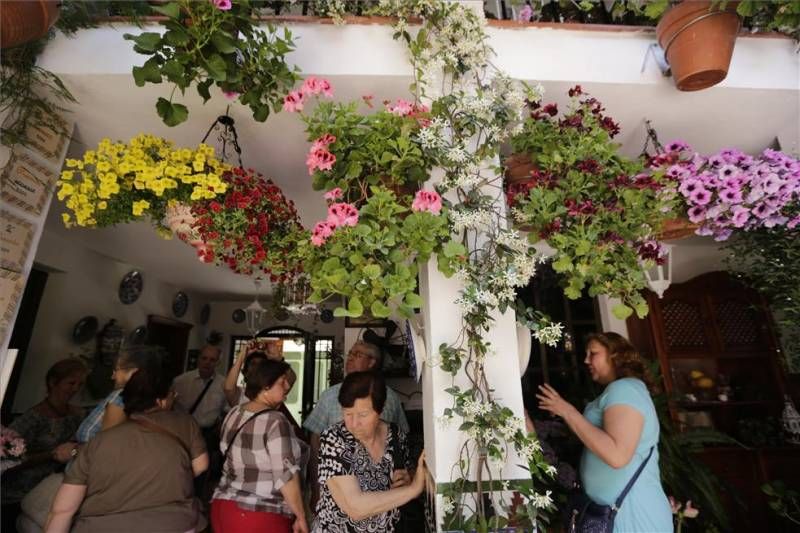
[687,205,707,224]
[731,206,750,228]
[411,190,443,214]
[327,203,359,227]
[323,188,343,202]
[223,90,239,100]
[787,215,800,229]
[689,187,712,206]
[283,90,305,113]
[211,0,232,10]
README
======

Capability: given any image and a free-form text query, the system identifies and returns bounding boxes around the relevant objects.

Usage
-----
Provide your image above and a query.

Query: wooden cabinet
[628,271,800,532]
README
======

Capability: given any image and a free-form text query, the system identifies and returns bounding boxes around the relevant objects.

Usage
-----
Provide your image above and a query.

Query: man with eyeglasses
[303,340,409,507]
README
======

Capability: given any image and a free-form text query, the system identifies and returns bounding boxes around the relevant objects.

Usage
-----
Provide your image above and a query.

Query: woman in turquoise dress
[537,332,672,532]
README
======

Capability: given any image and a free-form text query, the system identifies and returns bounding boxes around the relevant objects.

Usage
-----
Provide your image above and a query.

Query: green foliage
[509,88,676,319]
[300,186,461,319]
[123,0,299,126]
[303,100,436,201]
[763,480,800,526]
[723,226,800,373]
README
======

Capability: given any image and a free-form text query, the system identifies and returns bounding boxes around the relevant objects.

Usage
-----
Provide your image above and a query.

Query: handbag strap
[222,408,272,462]
[188,377,215,415]
[613,446,654,511]
[131,415,191,459]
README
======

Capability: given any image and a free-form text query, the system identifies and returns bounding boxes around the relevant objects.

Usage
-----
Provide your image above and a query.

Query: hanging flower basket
[1,0,59,49]
[504,153,537,185]
[164,202,201,243]
[657,218,700,240]
[191,167,306,281]
[656,0,741,92]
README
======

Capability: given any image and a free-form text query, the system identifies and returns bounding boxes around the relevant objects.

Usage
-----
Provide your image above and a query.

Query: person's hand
[391,468,411,488]
[410,451,427,496]
[52,442,78,463]
[536,383,576,420]
[292,516,309,533]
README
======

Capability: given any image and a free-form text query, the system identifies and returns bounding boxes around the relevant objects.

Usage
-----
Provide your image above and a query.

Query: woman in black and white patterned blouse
[313,371,427,533]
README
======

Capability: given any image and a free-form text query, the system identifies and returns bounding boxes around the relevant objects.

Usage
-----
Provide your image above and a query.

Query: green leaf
[347,297,364,317]
[123,32,162,52]
[131,58,162,87]
[150,2,180,19]
[612,303,634,320]
[156,98,189,127]
[204,54,227,82]
[405,292,423,309]
[370,300,391,318]
[575,239,591,256]
[211,33,237,54]
[253,105,270,122]
[443,240,466,258]
[196,79,213,103]
[634,300,650,319]
[161,60,184,83]
[552,254,573,273]
[363,264,381,279]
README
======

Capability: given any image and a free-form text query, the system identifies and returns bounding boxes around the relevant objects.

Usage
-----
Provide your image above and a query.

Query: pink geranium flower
[211,0,232,10]
[411,190,443,214]
[283,90,305,113]
[223,90,239,100]
[301,77,334,98]
[311,221,336,246]
[387,99,414,117]
[306,148,336,175]
[311,134,336,152]
[323,188,343,202]
[327,203,359,227]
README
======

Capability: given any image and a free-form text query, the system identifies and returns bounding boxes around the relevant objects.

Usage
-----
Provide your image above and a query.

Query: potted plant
[190,166,306,282]
[507,86,677,319]
[123,0,299,125]
[58,134,228,232]
[284,78,436,203]
[650,141,800,241]
[1,0,60,49]
[299,185,464,319]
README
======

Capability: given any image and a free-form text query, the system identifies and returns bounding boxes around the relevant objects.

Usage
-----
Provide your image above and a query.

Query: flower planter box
[657,217,699,240]
[656,0,740,91]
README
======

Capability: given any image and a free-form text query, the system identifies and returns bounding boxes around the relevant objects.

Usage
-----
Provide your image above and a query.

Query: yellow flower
[57,183,74,201]
[132,199,150,216]
[61,170,74,181]
[98,201,108,210]
[83,151,97,164]
[61,213,72,227]
[96,160,111,173]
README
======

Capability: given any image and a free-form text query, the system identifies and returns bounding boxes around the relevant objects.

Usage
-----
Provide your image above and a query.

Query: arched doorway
[229,326,334,424]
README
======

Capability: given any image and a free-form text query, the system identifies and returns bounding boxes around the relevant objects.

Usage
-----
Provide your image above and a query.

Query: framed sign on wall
[0,210,34,273]
[0,269,24,346]
[0,152,57,215]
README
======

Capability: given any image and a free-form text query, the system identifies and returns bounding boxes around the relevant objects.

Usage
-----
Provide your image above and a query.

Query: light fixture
[283,274,318,316]
[642,243,674,298]
[245,279,267,336]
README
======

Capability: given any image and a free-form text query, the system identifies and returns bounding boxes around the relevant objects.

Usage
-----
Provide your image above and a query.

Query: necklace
[44,397,69,418]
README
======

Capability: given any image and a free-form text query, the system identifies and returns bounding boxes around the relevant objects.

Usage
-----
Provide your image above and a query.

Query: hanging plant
[284,77,436,203]
[508,87,677,319]
[123,0,299,126]
[191,166,306,282]
[57,134,228,232]
[649,142,800,241]
[299,185,464,319]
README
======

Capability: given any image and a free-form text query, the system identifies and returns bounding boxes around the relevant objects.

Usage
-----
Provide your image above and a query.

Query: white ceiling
[37,26,800,300]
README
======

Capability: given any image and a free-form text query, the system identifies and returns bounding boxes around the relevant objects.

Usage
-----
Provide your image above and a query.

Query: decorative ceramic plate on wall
[172,291,189,318]
[232,308,245,323]
[72,316,98,344]
[119,270,143,304]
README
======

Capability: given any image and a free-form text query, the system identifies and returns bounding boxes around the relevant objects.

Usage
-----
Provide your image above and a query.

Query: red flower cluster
[192,167,303,281]
[505,169,558,207]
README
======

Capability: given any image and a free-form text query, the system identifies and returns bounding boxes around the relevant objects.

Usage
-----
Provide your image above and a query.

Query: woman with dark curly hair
[536,332,671,532]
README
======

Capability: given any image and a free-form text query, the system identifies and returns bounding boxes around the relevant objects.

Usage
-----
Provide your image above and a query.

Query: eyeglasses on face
[347,350,375,361]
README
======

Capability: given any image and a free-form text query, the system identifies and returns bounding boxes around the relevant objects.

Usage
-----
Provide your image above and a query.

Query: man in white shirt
[172,344,226,501]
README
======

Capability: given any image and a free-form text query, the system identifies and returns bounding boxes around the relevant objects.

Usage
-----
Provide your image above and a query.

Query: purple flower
[763,148,784,162]
[687,205,707,223]
[788,215,800,229]
[666,140,691,153]
[707,154,725,168]
[689,187,712,206]
[719,187,743,204]
[717,164,739,180]
[763,215,789,228]
[720,148,745,163]
[696,225,715,236]
[713,228,733,241]
[731,206,750,228]
[762,174,782,194]
[211,0,232,10]
[753,203,775,219]
[679,178,703,197]
[746,188,765,204]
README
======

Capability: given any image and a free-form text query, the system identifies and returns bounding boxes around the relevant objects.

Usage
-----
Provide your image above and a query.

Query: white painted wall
[11,229,208,413]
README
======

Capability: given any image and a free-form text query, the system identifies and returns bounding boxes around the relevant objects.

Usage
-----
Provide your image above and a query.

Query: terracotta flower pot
[504,153,536,185]
[1,0,60,49]
[657,217,699,240]
[656,0,740,91]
